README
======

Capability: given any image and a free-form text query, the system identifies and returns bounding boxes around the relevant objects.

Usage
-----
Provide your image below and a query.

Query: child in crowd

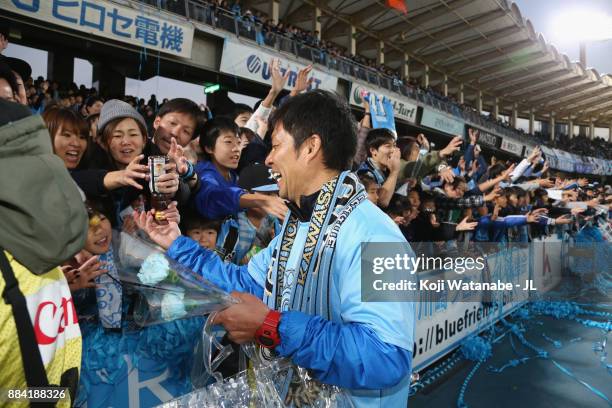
[181,210,222,251]
[194,117,287,221]
[359,173,380,205]
[216,163,282,264]
[66,201,121,328]
[60,200,203,408]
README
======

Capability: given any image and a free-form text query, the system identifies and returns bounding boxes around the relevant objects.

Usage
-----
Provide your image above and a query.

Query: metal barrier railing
[132,0,543,145]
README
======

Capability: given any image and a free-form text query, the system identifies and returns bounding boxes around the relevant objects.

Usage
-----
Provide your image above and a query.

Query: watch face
[257,335,275,348]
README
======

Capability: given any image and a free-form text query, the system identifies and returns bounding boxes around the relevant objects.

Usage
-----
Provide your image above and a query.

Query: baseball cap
[238,163,279,192]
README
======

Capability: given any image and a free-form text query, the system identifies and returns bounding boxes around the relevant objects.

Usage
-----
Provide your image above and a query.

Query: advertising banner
[421,109,465,136]
[500,138,524,156]
[349,82,418,124]
[220,39,338,91]
[3,0,194,58]
[466,126,501,149]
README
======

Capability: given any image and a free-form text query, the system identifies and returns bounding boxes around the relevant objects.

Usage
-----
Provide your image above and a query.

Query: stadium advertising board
[574,157,593,174]
[220,40,338,92]
[466,126,501,149]
[420,109,465,136]
[349,82,418,124]
[4,0,194,58]
[412,239,562,372]
[500,137,524,156]
[540,145,560,169]
[552,149,578,172]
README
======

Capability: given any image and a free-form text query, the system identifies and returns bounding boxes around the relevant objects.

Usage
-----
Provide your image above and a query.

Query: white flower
[137,253,170,285]
[161,291,187,321]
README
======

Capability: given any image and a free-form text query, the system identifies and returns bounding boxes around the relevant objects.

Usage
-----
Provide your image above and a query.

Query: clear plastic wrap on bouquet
[157,324,355,408]
[130,285,235,326]
[117,232,236,326]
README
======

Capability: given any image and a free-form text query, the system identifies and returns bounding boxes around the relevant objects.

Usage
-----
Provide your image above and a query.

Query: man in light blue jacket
[139,90,415,407]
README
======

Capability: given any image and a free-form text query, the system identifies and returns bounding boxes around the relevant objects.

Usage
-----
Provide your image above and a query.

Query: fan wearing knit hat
[96,99,180,199]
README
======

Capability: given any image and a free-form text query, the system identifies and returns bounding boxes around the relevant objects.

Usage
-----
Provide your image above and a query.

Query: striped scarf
[258,171,366,401]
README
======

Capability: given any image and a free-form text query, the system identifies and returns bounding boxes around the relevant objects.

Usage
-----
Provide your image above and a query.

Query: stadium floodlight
[550,9,612,43]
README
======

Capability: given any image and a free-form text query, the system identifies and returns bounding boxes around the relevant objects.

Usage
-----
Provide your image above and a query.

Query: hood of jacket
[0,115,88,274]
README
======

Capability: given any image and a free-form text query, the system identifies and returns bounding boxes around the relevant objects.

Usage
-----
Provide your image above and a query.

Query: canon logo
[34,296,78,345]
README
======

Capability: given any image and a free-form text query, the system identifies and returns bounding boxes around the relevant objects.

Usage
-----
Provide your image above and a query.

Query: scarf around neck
[254,171,367,403]
[263,170,366,316]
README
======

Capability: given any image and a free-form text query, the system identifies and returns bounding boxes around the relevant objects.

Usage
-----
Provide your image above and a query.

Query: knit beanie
[98,99,147,134]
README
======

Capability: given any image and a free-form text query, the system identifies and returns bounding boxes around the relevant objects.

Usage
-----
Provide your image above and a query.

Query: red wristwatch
[255,310,281,348]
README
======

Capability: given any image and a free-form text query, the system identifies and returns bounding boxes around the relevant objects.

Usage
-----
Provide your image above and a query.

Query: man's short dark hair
[365,128,395,157]
[269,90,357,171]
[181,208,221,233]
[157,98,200,122]
[233,103,253,120]
[488,163,507,180]
[386,194,410,216]
[199,116,239,161]
[358,173,377,190]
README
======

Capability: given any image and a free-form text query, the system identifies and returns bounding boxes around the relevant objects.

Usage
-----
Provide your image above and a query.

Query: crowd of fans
[1,48,610,272]
[139,0,612,161]
[1,17,611,407]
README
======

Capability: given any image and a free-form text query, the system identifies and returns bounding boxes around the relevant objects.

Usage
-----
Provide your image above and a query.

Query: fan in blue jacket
[194,117,287,221]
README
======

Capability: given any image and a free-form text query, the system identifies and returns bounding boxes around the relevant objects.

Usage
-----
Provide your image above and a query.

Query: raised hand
[122,215,138,234]
[104,154,148,190]
[554,215,573,225]
[168,137,189,175]
[439,167,455,184]
[154,163,180,195]
[159,201,181,225]
[134,210,181,250]
[527,146,541,163]
[536,178,554,188]
[456,216,478,231]
[417,133,430,151]
[526,211,542,223]
[531,208,549,217]
[270,58,290,94]
[260,195,288,221]
[468,128,479,144]
[469,160,479,176]
[439,136,462,158]
[500,163,516,181]
[388,147,402,174]
[484,185,501,202]
[61,255,108,291]
[290,65,313,96]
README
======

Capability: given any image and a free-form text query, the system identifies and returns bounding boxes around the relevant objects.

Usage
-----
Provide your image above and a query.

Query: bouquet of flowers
[117,232,235,326]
